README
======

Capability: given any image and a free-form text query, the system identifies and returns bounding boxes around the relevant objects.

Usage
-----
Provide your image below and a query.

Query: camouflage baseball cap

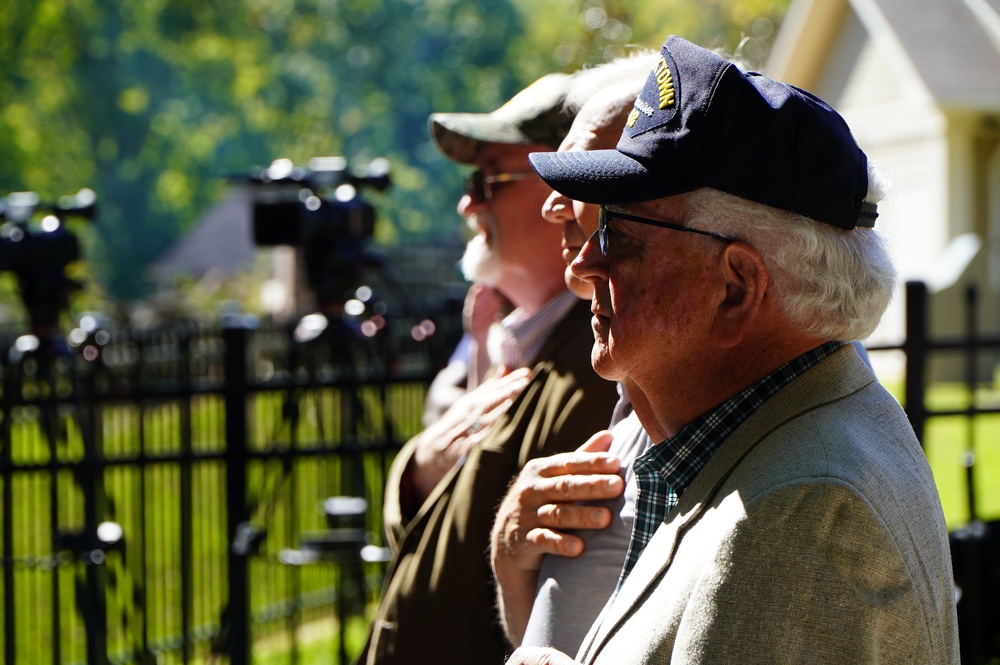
[429,72,576,165]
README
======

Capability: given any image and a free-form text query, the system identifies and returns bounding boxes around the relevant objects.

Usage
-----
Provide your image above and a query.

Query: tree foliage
[0,0,789,307]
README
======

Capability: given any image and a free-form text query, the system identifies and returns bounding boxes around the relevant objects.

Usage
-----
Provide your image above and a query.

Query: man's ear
[712,242,768,348]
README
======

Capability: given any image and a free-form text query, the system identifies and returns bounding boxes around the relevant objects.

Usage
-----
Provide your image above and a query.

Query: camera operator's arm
[491,431,622,646]
[384,368,532,545]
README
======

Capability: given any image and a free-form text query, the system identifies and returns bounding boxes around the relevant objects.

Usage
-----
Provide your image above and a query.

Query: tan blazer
[359,299,619,665]
[578,346,960,664]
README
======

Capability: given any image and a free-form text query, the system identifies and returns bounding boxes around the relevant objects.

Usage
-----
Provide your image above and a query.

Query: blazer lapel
[578,496,703,659]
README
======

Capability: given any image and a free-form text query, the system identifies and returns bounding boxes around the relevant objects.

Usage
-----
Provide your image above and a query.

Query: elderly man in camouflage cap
[357,68,623,664]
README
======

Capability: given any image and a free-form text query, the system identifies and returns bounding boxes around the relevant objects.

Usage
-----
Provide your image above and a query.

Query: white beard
[460,214,501,285]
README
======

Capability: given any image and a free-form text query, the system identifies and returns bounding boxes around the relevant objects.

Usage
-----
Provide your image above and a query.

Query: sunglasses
[464,170,536,203]
[597,207,735,257]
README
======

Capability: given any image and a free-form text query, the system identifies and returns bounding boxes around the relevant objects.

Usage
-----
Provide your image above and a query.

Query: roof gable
[768,0,1000,110]
[878,0,1000,108]
[152,189,256,282]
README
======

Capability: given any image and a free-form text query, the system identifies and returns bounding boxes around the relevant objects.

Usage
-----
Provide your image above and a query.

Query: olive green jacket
[359,299,619,665]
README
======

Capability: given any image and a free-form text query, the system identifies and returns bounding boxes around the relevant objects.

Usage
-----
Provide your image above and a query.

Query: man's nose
[541,190,573,225]
[458,193,487,217]
[571,232,607,283]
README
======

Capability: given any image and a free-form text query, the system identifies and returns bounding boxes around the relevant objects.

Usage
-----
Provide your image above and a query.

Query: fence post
[73,333,110,665]
[2,360,16,665]
[224,322,251,665]
[903,281,928,445]
[963,284,979,523]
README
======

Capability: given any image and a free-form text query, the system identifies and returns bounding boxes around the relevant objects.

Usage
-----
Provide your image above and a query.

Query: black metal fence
[869,281,1000,665]
[0,306,457,665]
[1,279,999,664]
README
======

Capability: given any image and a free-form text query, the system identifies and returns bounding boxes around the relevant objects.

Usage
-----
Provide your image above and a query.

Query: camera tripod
[211,247,442,665]
[1,322,128,665]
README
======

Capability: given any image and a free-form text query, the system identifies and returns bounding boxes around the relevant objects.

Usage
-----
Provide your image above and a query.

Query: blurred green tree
[0,0,788,308]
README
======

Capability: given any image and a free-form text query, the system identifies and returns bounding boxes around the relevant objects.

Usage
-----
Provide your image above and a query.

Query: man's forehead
[558,105,626,154]
[556,122,598,153]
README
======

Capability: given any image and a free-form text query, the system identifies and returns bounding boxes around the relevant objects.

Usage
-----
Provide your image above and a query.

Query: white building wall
[810,9,951,356]
[988,141,1000,289]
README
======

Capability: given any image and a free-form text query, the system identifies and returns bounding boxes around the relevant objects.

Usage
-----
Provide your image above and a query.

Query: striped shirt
[617,341,845,583]
[492,289,578,369]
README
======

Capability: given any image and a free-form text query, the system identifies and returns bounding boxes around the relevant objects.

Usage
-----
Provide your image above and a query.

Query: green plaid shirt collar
[617,341,845,584]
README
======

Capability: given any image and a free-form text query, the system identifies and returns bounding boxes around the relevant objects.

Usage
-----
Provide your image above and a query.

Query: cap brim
[430,113,533,165]
[529,149,700,205]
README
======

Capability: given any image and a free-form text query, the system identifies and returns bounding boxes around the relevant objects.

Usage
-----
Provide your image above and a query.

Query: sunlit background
[3,2,1000,663]
[0,0,788,324]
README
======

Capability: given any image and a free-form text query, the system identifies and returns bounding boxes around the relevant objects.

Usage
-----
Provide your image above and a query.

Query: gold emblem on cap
[627,108,640,127]
[654,57,675,109]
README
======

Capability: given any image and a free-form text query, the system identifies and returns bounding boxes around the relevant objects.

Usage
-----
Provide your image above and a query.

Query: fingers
[577,429,615,453]
[485,365,531,388]
[534,472,623,504]
[456,397,516,456]
[529,448,621,479]
[500,470,622,545]
[526,527,586,558]
[537,499,614,528]
[436,368,529,440]
[409,367,531,501]
[521,480,620,542]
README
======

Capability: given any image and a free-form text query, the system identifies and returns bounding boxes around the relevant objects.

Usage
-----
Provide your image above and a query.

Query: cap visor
[529,149,698,204]
[430,113,531,164]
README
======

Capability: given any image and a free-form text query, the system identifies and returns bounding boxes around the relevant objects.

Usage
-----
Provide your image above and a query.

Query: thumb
[576,430,614,453]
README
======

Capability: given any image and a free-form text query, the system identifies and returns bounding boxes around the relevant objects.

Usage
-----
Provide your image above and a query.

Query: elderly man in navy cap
[508,35,959,665]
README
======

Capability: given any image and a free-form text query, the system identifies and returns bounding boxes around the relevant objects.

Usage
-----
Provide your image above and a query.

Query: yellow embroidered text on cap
[655,58,675,109]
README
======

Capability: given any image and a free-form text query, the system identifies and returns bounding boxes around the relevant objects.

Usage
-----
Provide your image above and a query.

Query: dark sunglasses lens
[465,170,488,203]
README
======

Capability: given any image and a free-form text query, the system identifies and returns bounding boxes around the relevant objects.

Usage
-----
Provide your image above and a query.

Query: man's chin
[591,347,620,382]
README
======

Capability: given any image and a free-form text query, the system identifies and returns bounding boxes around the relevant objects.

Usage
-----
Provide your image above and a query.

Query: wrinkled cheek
[609,281,650,337]
[610,276,691,342]
[606,272,657,363]
[606,310,634,366]
[650,289,695,333]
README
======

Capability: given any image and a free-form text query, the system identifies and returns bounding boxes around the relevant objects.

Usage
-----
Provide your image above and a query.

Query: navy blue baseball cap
[529,35,877,230]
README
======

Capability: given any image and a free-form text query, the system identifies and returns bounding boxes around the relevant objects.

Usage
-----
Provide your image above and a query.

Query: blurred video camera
[241,157,391,307]
[0,188,97,330]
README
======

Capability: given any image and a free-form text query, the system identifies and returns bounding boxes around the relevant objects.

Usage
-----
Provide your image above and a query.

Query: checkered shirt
[617,341,845,585]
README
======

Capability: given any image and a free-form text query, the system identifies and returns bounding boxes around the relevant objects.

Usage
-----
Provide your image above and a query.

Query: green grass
[252,615,371,665]
[918,385,1000,529]
[881,379,1000,529]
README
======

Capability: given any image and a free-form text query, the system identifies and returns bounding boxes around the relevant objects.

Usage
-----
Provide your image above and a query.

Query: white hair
[563,51,658,116]
[685,163,897,341]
